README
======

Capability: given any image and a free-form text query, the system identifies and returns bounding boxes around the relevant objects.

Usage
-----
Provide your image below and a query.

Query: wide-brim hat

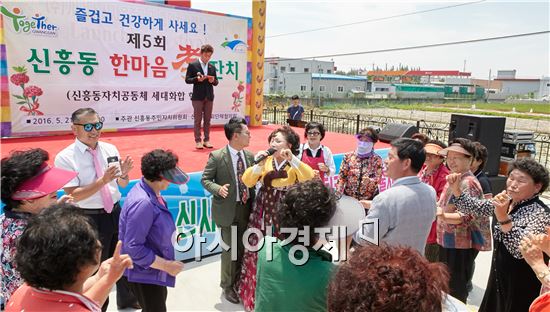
[326,195,366,239]
[161,166,190,185]
[12,165,78,200]
[425,143,444,156]
[438,143,472,157]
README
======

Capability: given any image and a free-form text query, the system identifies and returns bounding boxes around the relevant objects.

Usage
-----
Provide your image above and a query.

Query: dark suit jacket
[201,146,254,227]
[185,59,219,101]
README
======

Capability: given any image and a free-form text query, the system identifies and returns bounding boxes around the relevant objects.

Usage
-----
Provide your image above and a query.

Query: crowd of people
[2,106,550,312]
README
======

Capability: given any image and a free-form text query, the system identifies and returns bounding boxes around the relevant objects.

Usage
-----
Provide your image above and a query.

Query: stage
[0,124,390,177]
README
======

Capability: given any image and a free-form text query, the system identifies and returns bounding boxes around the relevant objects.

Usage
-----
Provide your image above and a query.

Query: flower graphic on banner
[231,81,245,112]
[10,66,44,116]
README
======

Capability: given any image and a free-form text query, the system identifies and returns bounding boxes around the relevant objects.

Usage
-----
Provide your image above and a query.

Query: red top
[300,148,326,181]
[530,292,550,312]
[6,283,101,312]
[419,163,450,244]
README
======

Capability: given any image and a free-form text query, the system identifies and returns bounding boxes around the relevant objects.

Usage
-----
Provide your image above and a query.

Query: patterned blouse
[454,194,550,259]
[336,152,383,201]
[1,210,31,304]
[436,171,492,251]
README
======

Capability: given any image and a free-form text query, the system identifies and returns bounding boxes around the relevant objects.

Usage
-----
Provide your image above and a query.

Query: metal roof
[312,73,367,81]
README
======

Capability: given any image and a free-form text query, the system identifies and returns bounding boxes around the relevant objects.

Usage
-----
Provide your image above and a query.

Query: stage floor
[1,125,390,178]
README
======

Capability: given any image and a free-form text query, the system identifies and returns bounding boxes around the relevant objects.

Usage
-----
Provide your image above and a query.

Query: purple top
[119,178,176,287]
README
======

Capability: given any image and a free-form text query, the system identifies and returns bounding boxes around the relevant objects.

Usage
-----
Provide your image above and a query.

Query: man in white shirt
[54,107,138,310]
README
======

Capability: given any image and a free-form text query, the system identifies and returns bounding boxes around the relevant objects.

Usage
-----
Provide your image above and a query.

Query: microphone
[254,148,277,164]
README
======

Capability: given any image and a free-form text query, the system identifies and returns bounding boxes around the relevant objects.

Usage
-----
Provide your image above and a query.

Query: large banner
[1,1,251,136]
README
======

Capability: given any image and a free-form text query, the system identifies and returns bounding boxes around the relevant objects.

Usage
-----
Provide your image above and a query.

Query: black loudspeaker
[488,175,507,195]
[378,123,418,143]
[448,114,506,176]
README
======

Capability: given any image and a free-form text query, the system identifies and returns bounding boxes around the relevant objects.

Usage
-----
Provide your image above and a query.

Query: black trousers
[438,246,479,303]
[82,203,137,311]
[219,202,250,290]
[124,277,168,312]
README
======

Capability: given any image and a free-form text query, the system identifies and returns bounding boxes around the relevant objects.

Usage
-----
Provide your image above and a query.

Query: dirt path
[339,107,550,132]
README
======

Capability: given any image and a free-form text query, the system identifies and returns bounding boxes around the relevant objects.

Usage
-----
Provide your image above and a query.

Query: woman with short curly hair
[7,204,132,312]
[119,149,189,312]
[1,148,76,303]
[255,179,337,312]
[328,244,451,312]
[449,157,550,311]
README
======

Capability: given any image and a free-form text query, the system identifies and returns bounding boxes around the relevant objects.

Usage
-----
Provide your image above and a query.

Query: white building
[264,57,334,95]
[263,57,367,99]
[538,77,550,99]
[495,70,542,98]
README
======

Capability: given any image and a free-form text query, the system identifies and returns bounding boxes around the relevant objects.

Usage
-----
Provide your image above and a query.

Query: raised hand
[102,165,119,183]
[57,194,74,204]
[254,150,269,166]
[102,241,133,284]
[120,155,134,177]
[279,148,293,161]
[492,190,512,220]
[445,173,462,196]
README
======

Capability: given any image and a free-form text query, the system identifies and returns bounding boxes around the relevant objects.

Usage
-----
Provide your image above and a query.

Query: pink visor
[11,164,78,200]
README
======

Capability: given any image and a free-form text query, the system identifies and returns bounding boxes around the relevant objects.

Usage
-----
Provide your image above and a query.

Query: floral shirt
[336,152,383,201]
[436,171,492,251]
[1,210,31,304]
[454,194,550,259]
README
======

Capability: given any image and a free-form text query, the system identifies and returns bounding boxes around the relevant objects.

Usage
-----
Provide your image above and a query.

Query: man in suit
[355,138,436,254]
[185,44,219,149]
[201,117,254,303]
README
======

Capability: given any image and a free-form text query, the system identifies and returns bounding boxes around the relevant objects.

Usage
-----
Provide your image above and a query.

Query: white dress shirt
[54,139,122,209]
[227,145,248,202]
[199,58,208,75]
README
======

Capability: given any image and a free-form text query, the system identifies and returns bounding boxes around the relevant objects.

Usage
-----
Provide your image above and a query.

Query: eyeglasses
[73,122,103,132]
[238,131,251,137]
[307,131,321,136]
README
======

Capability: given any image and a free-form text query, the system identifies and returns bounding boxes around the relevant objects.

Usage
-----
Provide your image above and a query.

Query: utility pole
[486,69,491,102]
[317,64,321,107]
[463,59,466,72]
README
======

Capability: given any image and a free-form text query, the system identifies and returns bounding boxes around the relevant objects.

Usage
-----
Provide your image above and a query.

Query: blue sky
[190,0,549,79]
